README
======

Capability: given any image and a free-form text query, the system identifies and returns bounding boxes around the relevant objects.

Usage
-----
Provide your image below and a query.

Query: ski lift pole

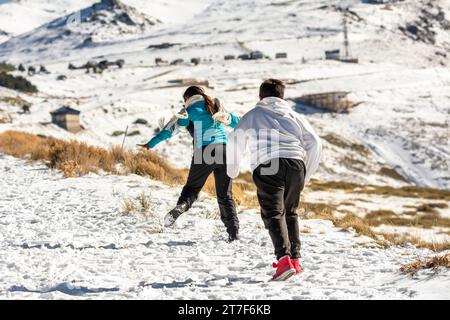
[121,125,129,149]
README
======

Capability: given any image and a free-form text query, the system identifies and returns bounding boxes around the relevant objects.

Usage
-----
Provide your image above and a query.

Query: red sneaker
[291,259,303,274]
[272,256,296,281]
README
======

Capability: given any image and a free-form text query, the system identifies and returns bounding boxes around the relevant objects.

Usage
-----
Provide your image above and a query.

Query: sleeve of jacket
[226,117,248,179]
[146,129,173,149]
[298,116,322,183]
[227,112,240,128]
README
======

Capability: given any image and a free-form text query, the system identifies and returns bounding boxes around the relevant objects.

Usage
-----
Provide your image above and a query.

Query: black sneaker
[164,202,189,227]
[227,233,240,243]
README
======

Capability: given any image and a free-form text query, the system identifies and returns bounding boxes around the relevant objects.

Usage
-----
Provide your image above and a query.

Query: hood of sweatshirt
[256,97,292,116]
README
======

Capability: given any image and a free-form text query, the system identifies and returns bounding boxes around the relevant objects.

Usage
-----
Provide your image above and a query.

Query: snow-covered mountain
[0,0,449,300]
[0,0,160,57]
[0,0,96,43]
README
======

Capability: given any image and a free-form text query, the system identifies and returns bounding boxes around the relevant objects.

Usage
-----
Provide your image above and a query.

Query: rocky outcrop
[399,1,450,45]
[87,0,160,29]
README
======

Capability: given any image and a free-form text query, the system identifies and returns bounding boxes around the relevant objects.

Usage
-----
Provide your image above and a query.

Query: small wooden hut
[50,106,82,133]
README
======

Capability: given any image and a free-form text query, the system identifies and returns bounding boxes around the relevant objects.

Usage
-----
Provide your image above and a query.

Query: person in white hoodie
[226,79,322,281]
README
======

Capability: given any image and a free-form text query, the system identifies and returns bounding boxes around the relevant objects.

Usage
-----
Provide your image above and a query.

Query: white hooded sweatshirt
[226,97,322,183]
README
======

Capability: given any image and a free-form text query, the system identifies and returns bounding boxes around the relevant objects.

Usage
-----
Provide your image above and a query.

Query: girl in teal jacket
[138,86,240,242]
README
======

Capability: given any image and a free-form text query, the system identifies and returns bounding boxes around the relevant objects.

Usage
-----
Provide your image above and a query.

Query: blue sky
[0,0,11,4]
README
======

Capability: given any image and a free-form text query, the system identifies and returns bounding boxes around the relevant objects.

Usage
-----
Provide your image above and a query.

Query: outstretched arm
[227,112,240,128]
[137,129,173,150]
[138,113,187,150]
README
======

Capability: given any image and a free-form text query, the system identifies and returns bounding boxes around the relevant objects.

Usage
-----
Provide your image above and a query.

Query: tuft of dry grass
[334,213,377,239]
[378,232,450,252]
[400,253,450,275]
[121,197,137,214]
[139,192,151,211]
[309,180,450,201]
[416,203,448,212]
[364,209,450,229]
[299,201,336,219]
[302,202,450,252]
[303,205,377,239]
[0,96,30,107]
[121,194,163,234]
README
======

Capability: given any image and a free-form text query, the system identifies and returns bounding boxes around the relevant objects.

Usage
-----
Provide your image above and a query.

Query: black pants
[253,158,305,259]
[178,144,239,236]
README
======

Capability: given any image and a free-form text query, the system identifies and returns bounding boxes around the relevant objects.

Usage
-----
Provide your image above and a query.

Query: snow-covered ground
[1,155,449,300]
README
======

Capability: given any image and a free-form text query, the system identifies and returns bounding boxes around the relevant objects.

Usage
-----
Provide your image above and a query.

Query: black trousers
[253,158,305,260]
[178,144,239,236]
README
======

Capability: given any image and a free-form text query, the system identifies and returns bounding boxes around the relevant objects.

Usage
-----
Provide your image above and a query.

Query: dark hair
[183,86,218,115]
[259,79,285,99]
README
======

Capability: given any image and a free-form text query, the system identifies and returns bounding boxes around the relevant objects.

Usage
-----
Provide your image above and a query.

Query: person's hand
[136,143,150,150]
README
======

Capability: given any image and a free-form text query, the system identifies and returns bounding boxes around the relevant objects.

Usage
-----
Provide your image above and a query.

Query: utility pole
[121,125,129,149]
[343,13,350,59]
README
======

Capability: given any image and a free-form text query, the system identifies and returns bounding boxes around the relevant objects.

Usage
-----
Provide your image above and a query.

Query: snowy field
[1,155,448,300]
[1,0,450,300]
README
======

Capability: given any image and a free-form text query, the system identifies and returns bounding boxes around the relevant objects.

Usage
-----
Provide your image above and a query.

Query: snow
[0,0,450,300]
[1,0,449,189]
[0,155,448,300]
[0,0,96,39]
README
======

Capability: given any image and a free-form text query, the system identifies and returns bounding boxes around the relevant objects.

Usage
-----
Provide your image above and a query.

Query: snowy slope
[0,0,449,189]
[0,0,96,41]
[0,0,161,57]
[1,155,448,300]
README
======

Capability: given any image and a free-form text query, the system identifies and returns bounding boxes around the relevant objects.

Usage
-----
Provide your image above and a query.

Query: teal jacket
[147,101,240,149]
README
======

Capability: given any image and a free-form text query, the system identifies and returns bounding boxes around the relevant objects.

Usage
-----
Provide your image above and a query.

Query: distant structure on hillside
[296,92,359,113]
[363,0,391,3]
[325,49,341,61]
[275,52,288,59]
[238,51,264,60]
[50,106,82,133]
[325,13,359,63]
[167,78,211,88]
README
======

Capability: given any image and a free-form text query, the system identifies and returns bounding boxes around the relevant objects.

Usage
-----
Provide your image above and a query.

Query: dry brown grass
[364,208,450,229]
[309,180,450,201]
[299,201,337,218]
[0,130,186,182]
[416,203,448,212]
[123,151,186,185]
[138,192,151,211]
[0,130,257,206]
[400,253,450,275]
[121,197,138,214]
[378,232,450,252]
[120,194,163,233]
[302,202,450,251]
[336,214,378,239]
[0,96,30,107]
[303,204,377,239]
